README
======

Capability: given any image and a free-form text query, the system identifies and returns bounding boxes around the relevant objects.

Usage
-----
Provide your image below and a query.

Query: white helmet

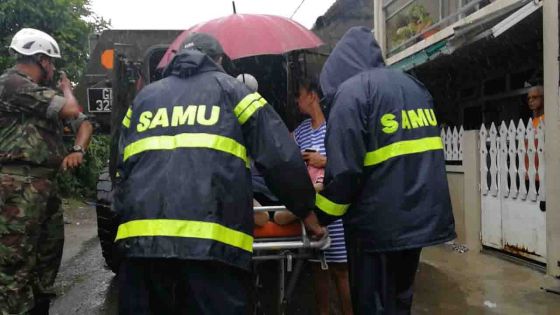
[9,28,61,58]
[236,73,259,92]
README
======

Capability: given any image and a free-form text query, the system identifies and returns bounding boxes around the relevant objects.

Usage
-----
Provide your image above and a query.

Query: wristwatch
[70,145,86,155]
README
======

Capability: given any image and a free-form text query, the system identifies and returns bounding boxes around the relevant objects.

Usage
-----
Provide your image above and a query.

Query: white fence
[441,126,464,163]
[479,119,546,262]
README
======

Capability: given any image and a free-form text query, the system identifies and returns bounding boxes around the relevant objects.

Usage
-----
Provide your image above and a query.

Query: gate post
[544,0,560,278]
[463,131,482,252]
[373,0,387,58]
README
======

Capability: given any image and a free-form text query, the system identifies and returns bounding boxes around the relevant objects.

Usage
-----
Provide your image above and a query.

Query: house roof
[388,0,540,71]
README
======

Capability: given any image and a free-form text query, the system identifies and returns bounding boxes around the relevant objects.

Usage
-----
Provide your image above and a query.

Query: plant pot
[421,28,439,40]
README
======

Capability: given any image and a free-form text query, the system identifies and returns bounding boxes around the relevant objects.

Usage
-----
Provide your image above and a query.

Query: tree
[0,0,110,81]
[0,0,110,198]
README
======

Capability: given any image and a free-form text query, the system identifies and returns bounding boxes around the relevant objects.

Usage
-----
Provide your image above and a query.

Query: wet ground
[50,239,117,315]
[414,245,560,315]
[51,199,117,315]
[51,205,560,314]
[60,199,97,265]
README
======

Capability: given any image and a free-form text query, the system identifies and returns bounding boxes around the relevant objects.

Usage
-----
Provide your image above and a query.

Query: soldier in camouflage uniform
[0,28,93,314]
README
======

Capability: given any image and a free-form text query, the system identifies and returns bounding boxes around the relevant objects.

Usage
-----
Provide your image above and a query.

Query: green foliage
[409,4,433,25]
[392,4,434,49]
[0,0,110,81]
[55,135,110,198]
[1,1,111,198]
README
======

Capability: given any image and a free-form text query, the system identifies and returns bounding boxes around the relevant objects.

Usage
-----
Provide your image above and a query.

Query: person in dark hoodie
[113,33,324,314]
[315,27,456,314]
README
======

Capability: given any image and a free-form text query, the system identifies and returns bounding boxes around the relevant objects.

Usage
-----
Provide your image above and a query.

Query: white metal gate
[441,126,464,162]
[479,119,546,263]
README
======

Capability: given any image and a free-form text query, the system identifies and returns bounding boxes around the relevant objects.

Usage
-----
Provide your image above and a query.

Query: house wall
[447,170,466,244]
[444,131,482,251]
[543,0,560,278]
[462,131,482,252]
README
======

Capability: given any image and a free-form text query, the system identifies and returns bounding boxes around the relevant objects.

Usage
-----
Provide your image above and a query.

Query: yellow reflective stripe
[237,98,266,124]
[234,92,267,124]
[315,193,350,216]
[123,133,248,167]
[364,136,443,167]
[122,116,131,128]
[234,93,261,116]
[115,219,253,252]
[122,107,132,128]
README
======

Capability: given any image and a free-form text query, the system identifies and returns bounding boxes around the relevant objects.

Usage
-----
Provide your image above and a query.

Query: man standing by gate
[528,84,544,128]
[114,33,323,314]
[315,27,456,314]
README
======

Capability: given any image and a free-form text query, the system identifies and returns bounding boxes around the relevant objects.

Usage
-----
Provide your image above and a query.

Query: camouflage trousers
[0,172,64,315]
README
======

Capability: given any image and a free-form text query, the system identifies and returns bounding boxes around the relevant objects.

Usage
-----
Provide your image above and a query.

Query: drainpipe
[544,0,560,279]
[373,0,387,59]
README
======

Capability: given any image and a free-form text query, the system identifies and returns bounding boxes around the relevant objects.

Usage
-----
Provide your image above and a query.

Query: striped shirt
[294,119,347,263]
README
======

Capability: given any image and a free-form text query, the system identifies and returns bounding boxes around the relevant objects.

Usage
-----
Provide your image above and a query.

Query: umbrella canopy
[157,14,324,68]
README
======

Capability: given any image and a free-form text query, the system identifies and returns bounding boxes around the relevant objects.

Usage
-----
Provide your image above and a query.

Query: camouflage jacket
[0,68,86,169]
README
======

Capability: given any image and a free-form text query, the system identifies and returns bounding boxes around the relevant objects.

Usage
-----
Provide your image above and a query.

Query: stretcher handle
[253,206,287,212]
[252,233,331,251]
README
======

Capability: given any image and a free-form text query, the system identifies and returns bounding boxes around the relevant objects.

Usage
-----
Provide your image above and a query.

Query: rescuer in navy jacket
[315,27,456,315]
[114,33,324,315]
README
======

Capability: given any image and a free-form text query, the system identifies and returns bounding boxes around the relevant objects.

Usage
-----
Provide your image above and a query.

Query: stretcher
[252,206,330,315]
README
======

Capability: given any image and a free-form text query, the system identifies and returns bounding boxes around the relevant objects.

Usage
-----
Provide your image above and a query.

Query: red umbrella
[157,14,324,68]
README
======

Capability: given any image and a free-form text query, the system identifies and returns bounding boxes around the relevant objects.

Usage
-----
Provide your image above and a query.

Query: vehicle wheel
[96,166,122,274]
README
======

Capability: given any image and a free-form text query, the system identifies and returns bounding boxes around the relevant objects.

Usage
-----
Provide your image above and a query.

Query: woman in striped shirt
[291,78,352,315]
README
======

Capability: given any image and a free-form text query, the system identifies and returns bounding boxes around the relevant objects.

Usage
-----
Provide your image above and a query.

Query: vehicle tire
[96,166,122,274]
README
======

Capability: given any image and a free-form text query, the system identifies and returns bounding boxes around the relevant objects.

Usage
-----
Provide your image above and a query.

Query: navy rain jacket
[114,49,315,270]
[316,27,456,252]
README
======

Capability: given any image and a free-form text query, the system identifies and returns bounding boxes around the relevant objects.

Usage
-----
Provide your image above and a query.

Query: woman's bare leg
[311,263,330,315]
[331,263,353,315]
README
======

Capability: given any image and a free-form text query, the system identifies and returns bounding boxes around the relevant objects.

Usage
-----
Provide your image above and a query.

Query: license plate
[87,88,112,113]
